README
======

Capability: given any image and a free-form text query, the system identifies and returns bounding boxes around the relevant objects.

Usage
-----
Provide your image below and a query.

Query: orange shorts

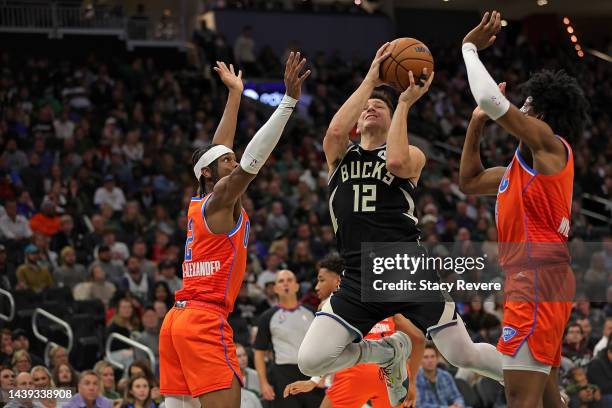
[498,265,575,366]
[159,304,242,397]
[326,363,392,408]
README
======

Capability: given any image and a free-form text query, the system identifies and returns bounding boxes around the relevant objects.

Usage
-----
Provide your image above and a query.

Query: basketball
[380,38,434,91]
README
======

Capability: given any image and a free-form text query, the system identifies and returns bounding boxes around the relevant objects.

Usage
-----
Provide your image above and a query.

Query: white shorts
[502,341,552,375]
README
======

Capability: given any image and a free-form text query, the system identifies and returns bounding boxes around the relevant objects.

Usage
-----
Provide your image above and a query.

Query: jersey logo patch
[502,326,518,342]
[498,177,510,193]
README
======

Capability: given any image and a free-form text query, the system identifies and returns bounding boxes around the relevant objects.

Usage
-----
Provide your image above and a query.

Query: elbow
[458,177,474,194]
[386,158,407,175]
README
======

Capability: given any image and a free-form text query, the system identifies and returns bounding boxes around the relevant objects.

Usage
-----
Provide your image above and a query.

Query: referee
[254,270,324,408]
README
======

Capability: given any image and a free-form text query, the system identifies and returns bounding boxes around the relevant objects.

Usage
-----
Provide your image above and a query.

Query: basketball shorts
[319,284,452,340]
[497,264,575,367]
[159,302,242,397]
[327,363,393,408]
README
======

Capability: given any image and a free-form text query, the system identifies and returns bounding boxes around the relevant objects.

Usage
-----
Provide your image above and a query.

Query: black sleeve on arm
[253,306,276,351]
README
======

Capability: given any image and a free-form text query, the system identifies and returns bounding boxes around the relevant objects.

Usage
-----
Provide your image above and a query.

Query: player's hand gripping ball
[380,38,434,91]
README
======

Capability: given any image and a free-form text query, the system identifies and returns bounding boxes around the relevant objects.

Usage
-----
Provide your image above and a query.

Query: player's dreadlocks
[192,144,221,196]
[319,254,345,275]
[521,69,589,140]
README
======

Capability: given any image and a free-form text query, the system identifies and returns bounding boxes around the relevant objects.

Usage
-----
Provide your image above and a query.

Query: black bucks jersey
[328,143,421,289]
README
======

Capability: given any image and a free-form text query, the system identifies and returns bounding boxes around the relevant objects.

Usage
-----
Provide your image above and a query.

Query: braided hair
[192,144,221,196]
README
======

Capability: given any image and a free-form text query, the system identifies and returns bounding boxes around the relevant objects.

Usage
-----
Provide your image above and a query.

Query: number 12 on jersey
[353,184,376,212]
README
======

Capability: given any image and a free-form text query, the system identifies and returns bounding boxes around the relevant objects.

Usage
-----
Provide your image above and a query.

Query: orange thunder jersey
[495,136,574,268]
[174,194,250,314]
[364,317,395,340]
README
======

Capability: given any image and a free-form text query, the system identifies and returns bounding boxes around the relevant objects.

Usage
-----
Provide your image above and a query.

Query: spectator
[90,245,125,285]
[154,9,176,40]
[12,350,32,374]
[29,200,61,237]
[4,372,45,408]
[131,240,157,281]
[587,343,612,406]
[416,344,466,408]
[50,215,82,254]
[48,346,69,371]
[462,295,500,343]
[93,361,121,400]
[54,246,87,288]
[120,256,153,304]
[563,322,593,368]
[52,363,79,392]
[572,295,606,339]
[73,264,117,306]
[30,365,54,388]
[254,270,322,407]
[0,244,17,290]
[593,318,612,356]
[125,361,161,406]
[233,26,258,76]
[53,108,75,140]
[121,374,157,408]
[265,201,289,238]
[256,253,281,289]
[106,297,140,368]
[1,366,16,402]
[94,176,127,212]
[15,244,53,292]
[12,329,43,367]
[151,281,172,310]
[565,367,602,408]
[132,307,160,372]
[63,370,112,408]
[1,329,14,362]
[0,199,32,241]
[156,261,181,295]
[236,343,261,396]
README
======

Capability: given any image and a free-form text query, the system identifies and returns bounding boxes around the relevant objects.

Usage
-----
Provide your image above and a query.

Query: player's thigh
[197,376,241,408]
[504,370,548,408]
[319,396,333,408]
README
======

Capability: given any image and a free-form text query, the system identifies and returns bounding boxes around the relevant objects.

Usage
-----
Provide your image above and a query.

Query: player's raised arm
[211,61,243,149]
[459,90,506,196]
[324,42,391,171]
[208,52,310,213]
[385,69,433,183]
[461,11,566,173]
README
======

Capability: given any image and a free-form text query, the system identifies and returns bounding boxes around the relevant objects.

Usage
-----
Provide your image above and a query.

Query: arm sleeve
[240,95,297,174]
[253,307,275,351]
[462,42,510,120]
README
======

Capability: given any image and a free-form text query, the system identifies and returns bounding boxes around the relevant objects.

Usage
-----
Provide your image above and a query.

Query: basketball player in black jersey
[298,43,504,406]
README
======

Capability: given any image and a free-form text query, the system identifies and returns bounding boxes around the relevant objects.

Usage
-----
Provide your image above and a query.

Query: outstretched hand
[213,61,243,93]
[463,11,502,50]
[284,51,311,100]
[398,68,434,107]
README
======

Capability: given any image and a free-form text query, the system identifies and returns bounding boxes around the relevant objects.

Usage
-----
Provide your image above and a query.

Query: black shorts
[269,364,325,408]
[319,284,456,340]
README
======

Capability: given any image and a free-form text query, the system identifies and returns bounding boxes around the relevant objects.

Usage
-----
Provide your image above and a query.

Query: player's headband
[193,145,233,179]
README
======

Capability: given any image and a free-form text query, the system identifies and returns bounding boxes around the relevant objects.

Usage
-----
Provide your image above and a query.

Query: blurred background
[0,1,610,407]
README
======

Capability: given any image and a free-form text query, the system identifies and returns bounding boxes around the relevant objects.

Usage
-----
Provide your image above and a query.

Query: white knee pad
[163,395,201,408]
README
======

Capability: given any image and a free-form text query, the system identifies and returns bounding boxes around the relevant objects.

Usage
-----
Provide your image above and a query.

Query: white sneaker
[379,332,412,406]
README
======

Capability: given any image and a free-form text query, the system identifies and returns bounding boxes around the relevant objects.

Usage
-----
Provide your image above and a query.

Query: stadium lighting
[501,19,508,27]
[570,35,578,43]
[567,26,574,34]
[575,44,581,51]
[537,0,548,6]
[563,17,570,25]
[354,0,361,5]
[577,50,584,57]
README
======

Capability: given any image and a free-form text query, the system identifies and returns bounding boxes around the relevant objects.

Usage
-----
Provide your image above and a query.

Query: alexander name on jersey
[339,160,395,185]
[182,260,221,278]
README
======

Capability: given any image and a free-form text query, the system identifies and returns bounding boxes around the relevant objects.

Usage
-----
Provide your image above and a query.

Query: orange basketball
[380,38,434,91]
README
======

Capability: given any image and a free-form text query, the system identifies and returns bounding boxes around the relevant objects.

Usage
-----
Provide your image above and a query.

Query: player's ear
[202,167,212,179]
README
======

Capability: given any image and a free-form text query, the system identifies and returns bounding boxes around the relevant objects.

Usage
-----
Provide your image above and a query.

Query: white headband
[193,145,233,179]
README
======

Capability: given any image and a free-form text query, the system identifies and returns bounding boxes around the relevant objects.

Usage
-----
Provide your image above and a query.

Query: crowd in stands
[0,9,611,408]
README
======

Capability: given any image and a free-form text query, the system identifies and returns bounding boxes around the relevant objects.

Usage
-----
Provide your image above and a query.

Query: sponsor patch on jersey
[502,326,518,342]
